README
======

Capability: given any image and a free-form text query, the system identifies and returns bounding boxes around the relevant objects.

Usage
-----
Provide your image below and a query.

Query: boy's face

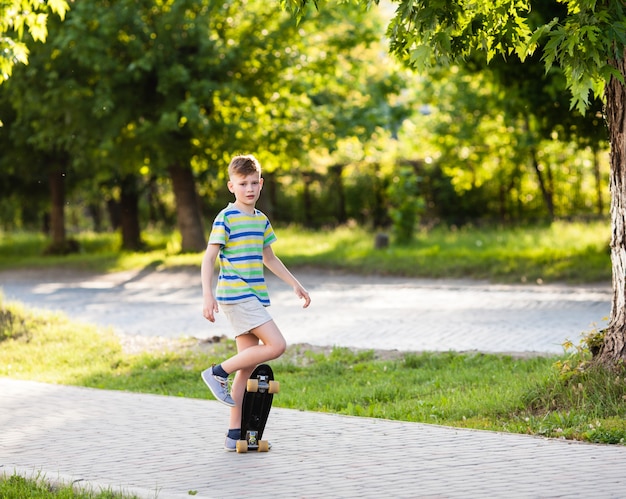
[228,172,263,211]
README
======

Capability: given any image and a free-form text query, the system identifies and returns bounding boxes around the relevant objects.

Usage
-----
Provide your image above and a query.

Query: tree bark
[119,174,143,251]
[597,49,626,368]
[45,165,78,255]
[168,163,206,252]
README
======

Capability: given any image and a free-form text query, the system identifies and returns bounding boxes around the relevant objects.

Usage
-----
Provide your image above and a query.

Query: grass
[0,220,612,283]
[1,299,625,446]
[0,471,138,498]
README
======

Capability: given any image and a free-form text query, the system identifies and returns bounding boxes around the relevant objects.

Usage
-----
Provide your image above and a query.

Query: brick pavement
[2,378,626,499]
[0,268,612,354]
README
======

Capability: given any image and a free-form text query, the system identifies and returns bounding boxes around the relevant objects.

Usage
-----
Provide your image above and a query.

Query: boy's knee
[277,339,287,356]
[271,338,287,359]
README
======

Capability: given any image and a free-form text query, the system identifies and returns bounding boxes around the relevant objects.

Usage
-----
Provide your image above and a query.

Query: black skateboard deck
[237,364,279,453]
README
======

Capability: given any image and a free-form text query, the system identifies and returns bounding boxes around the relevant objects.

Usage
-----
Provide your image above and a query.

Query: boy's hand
[203,296,219,322]
[295,285,311,308]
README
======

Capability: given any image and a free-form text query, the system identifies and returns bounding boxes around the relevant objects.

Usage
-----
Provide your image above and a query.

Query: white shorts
[220,299,272,338]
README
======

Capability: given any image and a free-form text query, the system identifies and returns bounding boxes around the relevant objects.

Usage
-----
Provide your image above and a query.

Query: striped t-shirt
[208,203,277,306]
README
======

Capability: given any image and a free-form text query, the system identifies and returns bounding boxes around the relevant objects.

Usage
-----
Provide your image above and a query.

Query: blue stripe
[220,294,258,302]
[229,230,264,239]
[219,275,265,284]
[220,275,240,280]
[229,255,263,262]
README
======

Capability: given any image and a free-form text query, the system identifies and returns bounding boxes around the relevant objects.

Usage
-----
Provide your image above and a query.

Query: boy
[200,154,311,451]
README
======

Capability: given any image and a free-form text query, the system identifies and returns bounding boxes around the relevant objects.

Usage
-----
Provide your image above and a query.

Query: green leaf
[409,45,433,72]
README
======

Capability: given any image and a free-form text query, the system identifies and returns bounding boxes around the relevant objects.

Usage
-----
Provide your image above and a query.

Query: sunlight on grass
[0,302,122,383]
[0,220,611,282]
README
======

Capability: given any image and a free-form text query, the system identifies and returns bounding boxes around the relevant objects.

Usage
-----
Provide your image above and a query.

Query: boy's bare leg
[221,320,286,374]
[228,333,259,429]
[223,321,287,430]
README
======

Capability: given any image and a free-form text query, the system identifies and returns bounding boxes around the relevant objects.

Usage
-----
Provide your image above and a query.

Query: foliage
[283,0,626,113]
[554,326,607,381]
[0,0,614,238]
[0,0,68,83]
[0,0,411,248]
[535,0,626,113]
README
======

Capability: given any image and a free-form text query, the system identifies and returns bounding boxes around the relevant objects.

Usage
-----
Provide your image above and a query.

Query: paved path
[1,268,624,498]
[3,378,626,499]
[0,268,613,354]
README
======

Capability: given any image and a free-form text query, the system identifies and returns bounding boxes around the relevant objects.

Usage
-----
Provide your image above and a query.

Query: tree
[1,24,90,253]
[3,0,407,249]
[0,0,68,83]
[285,0,626,369]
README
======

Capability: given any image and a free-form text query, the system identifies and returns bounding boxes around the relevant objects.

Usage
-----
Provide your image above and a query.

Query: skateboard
[236,364,279,453]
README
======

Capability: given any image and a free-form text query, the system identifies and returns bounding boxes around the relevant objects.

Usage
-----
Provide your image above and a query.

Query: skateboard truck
[247,430,258,447]
[237,430,270,453]
[246,373,277,394]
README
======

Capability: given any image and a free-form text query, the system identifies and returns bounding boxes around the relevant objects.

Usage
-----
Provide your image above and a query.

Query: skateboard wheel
[268,380,280,394]
[258,440,270,452]
[236,440,248,453]
[247,379,259,392]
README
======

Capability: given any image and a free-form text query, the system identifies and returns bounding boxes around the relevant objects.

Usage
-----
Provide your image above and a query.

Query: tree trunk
[49,168,66,246]
[330,164,347,224]
[256,170,275,220]
[146,175,170,225]
[119,174,143,251]
[524,117,555,220]
[107,198,122,230]
[529,146,555,220]
[87,203,103,232]
[373,166,390,229]
[302,171,314,228]
[168,163,206,252]
[44,165,79,255]
[596,51,626,368]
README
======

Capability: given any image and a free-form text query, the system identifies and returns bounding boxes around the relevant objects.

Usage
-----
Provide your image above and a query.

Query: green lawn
[0,221,612,283]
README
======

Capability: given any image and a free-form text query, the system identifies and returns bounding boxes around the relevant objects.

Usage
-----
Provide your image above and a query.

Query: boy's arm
[263,245,311,308]
[201,243,221,322]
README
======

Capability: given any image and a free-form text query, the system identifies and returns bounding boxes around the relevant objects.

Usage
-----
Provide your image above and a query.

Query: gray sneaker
[224,435,237,452]
[201,366,235,407]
